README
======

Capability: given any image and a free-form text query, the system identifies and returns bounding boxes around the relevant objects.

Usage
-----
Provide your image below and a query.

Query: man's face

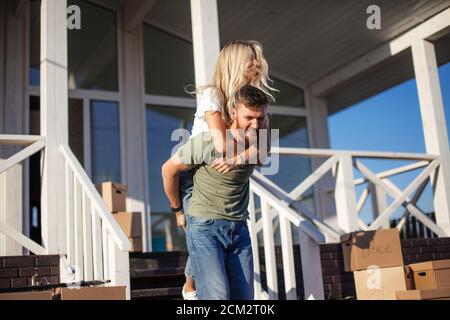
[231,102,267,137]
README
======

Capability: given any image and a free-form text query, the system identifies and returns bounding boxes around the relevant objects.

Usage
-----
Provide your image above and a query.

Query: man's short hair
[235,85,269,109]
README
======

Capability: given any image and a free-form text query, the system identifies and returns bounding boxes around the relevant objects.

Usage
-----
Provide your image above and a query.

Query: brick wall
[259,237,450,300]
[0,255,60,289]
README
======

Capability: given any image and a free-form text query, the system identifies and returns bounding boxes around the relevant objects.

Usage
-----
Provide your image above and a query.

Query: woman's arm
[205,111,270,171]
[204,111,228,155]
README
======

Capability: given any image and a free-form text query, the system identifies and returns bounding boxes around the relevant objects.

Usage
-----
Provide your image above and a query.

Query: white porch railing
[249,147,448,300]
[0,135,46,255]
[249,171,329,300]
[60,145,131,298]
[0,135,131,299]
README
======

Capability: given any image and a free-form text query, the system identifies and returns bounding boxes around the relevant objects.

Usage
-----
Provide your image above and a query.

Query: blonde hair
[191,40,276,125]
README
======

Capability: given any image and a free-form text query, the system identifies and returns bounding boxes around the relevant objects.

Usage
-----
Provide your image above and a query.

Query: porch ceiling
[129,0,450,112]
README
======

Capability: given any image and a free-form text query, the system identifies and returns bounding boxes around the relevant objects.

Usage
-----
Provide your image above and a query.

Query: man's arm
[161,153,192,230]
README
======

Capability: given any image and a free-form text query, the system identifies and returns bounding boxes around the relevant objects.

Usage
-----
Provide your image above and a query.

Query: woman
[178,40,276,299]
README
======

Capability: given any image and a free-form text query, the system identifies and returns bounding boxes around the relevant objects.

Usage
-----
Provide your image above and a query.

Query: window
[69,99,84,166]
[29,0,40,86]
[146,105,195,252]
[90,101,121,184]
[143,25,195,97]
[272,77,305,108]
[29,0,119,91]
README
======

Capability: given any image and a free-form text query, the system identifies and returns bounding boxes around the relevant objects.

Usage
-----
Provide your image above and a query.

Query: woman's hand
[210,157,237,174]
[176,211,187,231]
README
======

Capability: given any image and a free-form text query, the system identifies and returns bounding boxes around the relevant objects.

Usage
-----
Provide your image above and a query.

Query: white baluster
[248,192,263,299]
[65,162,75,265]
[102,222,109,282]
[298,228,325,300]
[261,199,278,299]
[108,234,131,300]
[74,178,84,280]
[91,207,104,280]
[279,215,296,300]
[82,191,93,281]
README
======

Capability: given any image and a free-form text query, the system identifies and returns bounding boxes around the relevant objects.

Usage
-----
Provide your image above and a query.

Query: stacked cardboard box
[96,182,127,212]
[409,259,450,289]
[341,229,412,300]
[396,288,450,300]
[396,259,450,300]
[341,228,450,300]
[97,182,143,252]
[113,212,143,252]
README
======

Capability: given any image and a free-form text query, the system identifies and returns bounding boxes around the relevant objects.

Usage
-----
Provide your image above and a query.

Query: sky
[328,61,450,224]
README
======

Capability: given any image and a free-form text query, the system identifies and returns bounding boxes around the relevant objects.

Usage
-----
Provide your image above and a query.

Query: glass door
[146,105,194,252]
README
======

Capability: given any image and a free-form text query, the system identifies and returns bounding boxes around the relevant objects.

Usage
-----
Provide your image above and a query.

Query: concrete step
[131,267,185,278]
[129,252,187,298]
[130,251,188,271]
[131,286,182,300]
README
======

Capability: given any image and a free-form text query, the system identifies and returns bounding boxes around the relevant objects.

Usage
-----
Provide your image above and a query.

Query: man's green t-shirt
[177,133,255,221]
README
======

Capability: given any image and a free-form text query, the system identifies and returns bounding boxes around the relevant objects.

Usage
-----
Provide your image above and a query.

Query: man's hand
[176,211,187,231]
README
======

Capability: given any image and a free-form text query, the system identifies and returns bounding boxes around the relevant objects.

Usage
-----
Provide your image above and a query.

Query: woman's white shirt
[190,87,221,139]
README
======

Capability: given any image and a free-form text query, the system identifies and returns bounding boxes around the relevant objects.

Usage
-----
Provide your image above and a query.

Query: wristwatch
[170,205,183,214]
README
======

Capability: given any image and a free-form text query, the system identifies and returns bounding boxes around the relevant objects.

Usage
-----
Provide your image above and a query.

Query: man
[161,85,269,300]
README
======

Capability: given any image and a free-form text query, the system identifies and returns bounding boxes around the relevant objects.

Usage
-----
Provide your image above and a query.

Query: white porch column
[335,154,359,233]
[0,0,28,256]
[0,1,5,256]
[412,39,450,236]
[369,183,389,229]
[121,19,150,252]
[40,0,68,253]
[306,94,339,240]
[190,0,220,88]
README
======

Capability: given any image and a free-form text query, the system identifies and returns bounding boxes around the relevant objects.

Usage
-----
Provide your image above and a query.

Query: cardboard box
[341,229,404,272]
[409,259,450,290]
[129,237,143,252]
[96,182,127,212]
[0,290,54,300]
[113,212,142,237]
[396,288,450,300]
[58,286,126,300]
[404,265,415,290]
[354,266,412,300]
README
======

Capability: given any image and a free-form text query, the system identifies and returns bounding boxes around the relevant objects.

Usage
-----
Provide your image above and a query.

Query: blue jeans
[185,214,254,300]
[179,168,196,279]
